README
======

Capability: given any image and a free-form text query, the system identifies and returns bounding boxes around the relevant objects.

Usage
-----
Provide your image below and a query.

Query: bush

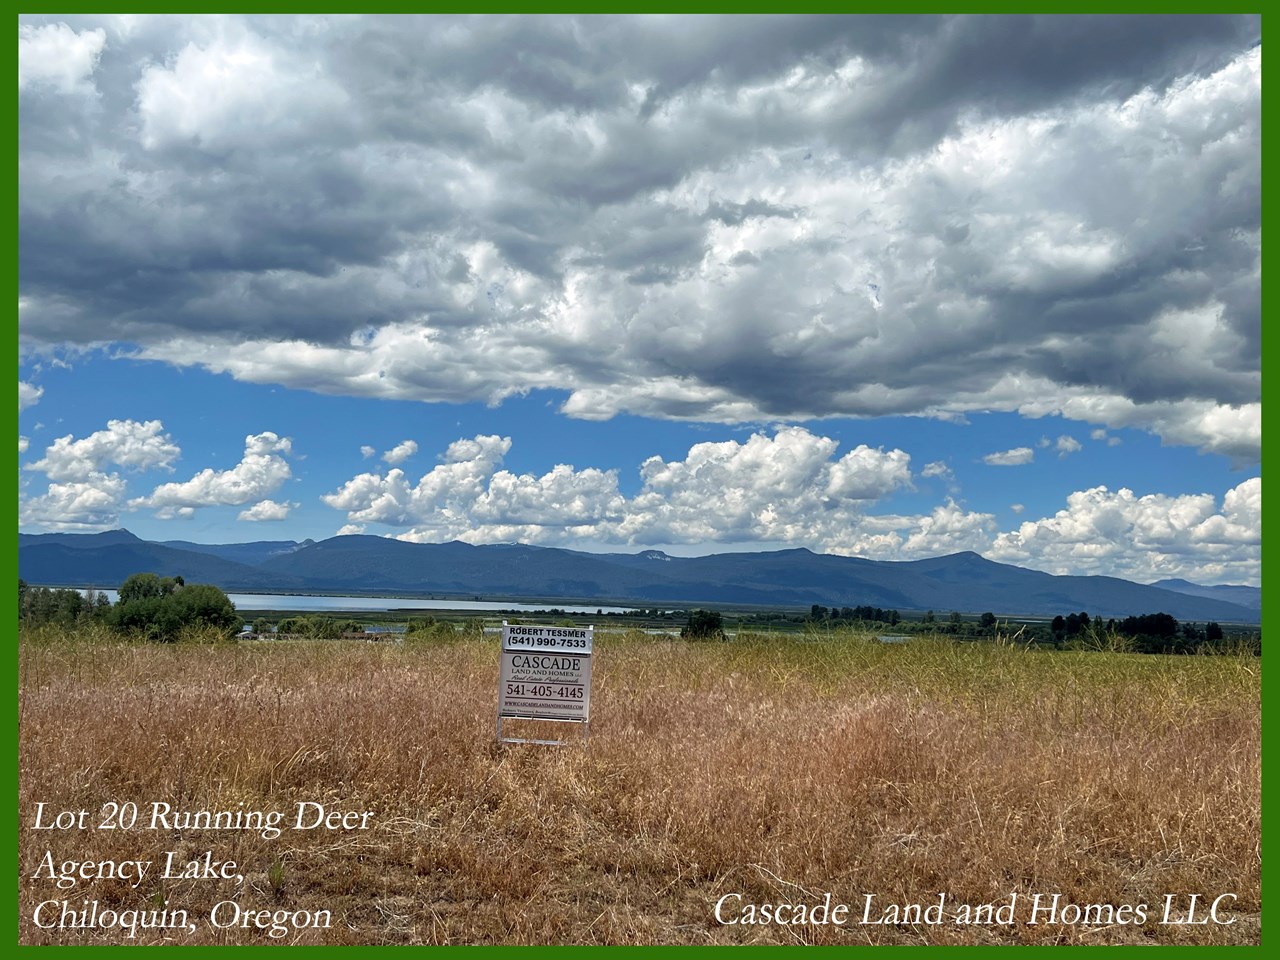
[681,609,725,640]
[175,622,241,645]
[272,616,364,639]
[406,620,460,644]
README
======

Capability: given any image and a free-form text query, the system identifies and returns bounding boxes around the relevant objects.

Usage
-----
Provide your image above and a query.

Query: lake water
[76,589,638,615]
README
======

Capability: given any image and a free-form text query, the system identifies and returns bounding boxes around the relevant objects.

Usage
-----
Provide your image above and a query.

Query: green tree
[109,576,237,641]
[109,595,180,639]
[275,617,310,636]
[19,585,102,627]
[114,572,184,605]
[168,584,239,634]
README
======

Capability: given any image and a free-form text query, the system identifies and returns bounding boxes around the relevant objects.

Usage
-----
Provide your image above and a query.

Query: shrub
[406,620,460,645]
[681,609,725,640]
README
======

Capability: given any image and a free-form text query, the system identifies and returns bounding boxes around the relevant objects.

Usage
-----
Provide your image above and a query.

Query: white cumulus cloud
[26,419,180,481]
[624,428,912,547]
[902,500,998,555]
[983,447,1035,466]
[1055,435,1083,457]
[323,430,1257,585]
[325,426,914,551]
[238,498,296,522]
[381,439,418,465]
[131,431,292,517]
[19,474,128,532]
[19,381,43,412]
[19,418,184,531]
[989,478,1261,584]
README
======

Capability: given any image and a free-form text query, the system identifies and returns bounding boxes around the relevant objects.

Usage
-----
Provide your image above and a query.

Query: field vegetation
[19,624,1259,945]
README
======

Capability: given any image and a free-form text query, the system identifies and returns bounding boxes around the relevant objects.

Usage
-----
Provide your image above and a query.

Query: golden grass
[18,629,1260,945]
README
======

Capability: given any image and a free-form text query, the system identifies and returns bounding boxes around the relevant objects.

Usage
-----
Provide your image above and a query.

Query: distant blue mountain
[17,537,306,591]
[16,529,1259,622]
[18,529,145,550]
[1149,578,1261,611]
[157,538,314,567]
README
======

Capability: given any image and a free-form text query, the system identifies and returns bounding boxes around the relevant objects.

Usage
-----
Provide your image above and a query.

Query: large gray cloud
[18,15,1261,459]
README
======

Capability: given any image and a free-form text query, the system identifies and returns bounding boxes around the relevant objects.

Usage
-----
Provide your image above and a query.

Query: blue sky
[18,15,1261,586]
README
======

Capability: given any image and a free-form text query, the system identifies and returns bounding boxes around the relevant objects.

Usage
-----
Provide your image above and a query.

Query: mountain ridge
[1149,578,1261,610]
[16,529,1259,622]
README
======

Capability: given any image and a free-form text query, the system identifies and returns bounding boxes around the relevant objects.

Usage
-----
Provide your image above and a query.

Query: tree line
[19,576,1258,656]
[809,604,903,625]
[19,573,240,642]
[1046,610,1240,654]
[17,576,474,643]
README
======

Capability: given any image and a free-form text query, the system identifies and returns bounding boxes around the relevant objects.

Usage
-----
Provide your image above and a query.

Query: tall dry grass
[18,628,1259,945]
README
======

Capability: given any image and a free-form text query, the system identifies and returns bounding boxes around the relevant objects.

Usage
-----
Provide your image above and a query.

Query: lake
[76,589,639,615]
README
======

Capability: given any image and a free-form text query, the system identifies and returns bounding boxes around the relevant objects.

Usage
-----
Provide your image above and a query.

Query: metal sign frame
[496,622,593,746]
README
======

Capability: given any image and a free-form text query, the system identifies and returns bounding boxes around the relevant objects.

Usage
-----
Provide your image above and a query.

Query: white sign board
[498,624,592,723]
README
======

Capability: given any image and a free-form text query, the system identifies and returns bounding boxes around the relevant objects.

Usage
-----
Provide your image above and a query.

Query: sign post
[496,623,593,746]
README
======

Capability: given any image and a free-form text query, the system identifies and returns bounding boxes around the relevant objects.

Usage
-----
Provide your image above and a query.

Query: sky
[17,14,1261,587]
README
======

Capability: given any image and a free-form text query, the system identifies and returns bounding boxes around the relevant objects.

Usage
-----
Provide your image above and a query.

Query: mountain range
[17,528,1260,622]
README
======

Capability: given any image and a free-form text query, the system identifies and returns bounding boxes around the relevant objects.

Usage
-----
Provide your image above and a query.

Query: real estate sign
[498,624,592,723]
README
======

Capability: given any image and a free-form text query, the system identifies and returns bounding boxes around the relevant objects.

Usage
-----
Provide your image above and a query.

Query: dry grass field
[18,627,1260,945]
